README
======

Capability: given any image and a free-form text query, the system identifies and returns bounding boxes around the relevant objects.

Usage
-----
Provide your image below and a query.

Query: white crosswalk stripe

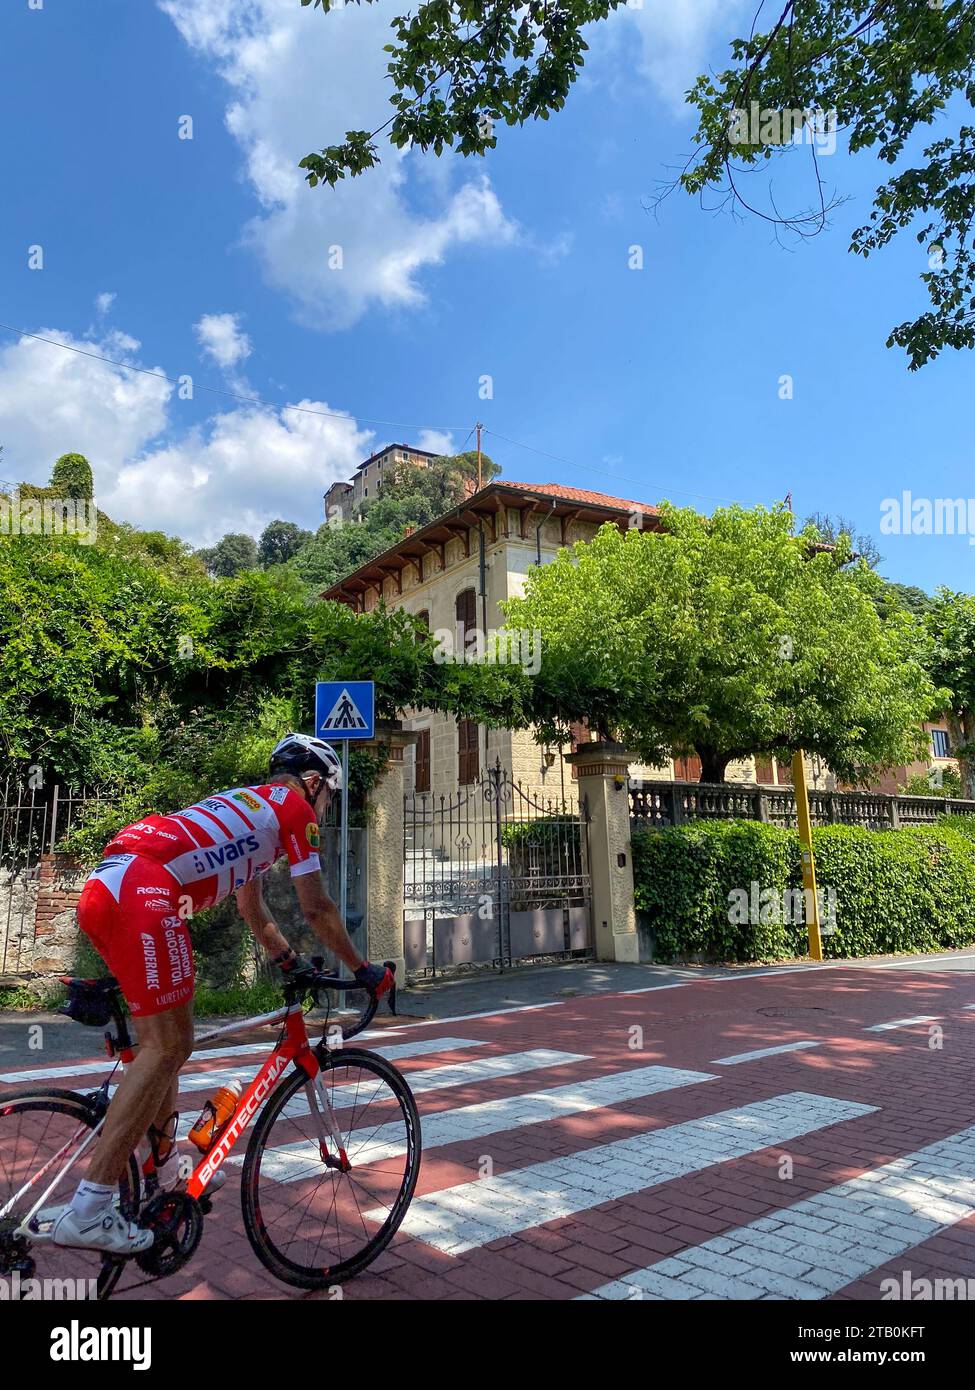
[865,1016,941,1032]
[170,1047,588,1137]
[235,1064,717,1180]
[169,1036,490,1094]
[712,1041,820,1065]
[371,1091,876,1254]
[581,1124,975,1300]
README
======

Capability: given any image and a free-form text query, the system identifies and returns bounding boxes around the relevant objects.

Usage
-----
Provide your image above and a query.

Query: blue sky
[0,0,971,594]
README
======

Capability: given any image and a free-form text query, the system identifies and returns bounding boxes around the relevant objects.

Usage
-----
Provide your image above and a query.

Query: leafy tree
[926,588,975,798]
[0,531,530,851]
[297,0,624,186]
[681,1,975,368]
[803,512,882,570]
[291,450,497,591]
[901,766,964,799]
[299,1,975,368]
[259,519,313,567]
[873,580,938,624]
[50,452,94,499]
[198,532,260,578]
[503,503,934,783]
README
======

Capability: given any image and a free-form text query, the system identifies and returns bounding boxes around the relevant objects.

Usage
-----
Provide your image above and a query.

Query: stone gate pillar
[361,721,416,979]
[564,742,639,964]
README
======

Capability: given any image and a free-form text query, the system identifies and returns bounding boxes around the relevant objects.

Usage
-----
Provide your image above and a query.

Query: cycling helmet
[269,733,343,791]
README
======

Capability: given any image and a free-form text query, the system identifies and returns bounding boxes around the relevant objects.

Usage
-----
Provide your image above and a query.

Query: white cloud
[0,328,171,491]
[194,312,253,371]
[597,0,748,112]
[95,292,116,316]
[110,400,371,543]
[636,0,747,107]
[416,429,454,457]
[0,321,372,544]
[158,0,518,329]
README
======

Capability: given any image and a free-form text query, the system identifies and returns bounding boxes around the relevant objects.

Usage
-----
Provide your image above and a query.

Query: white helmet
[269,733,343,791]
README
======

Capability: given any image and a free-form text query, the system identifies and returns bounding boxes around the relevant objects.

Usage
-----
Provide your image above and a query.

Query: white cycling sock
[69,1179,114,1220]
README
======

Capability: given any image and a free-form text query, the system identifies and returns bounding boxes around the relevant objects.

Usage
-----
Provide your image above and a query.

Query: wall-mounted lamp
[613,773,626,792]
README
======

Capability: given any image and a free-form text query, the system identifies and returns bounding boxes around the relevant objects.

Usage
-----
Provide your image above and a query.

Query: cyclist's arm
[292,872,363,974]
[235,878,292,961]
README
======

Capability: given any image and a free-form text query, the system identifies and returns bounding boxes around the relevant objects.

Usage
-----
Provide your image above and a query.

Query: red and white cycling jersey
[92,784,322,914]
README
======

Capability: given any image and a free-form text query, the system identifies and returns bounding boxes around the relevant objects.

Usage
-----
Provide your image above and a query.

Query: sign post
[314,682,376,972]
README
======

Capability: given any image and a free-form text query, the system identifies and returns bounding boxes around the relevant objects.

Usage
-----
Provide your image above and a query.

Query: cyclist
[52,733,392,1256]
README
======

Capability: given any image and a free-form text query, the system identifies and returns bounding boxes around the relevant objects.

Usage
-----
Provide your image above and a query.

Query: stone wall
[0,867,39,979]
[31,854,88,978]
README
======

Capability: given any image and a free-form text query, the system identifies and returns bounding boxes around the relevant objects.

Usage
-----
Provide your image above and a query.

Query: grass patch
[0,982,67,1012]
[192,979,282,1019]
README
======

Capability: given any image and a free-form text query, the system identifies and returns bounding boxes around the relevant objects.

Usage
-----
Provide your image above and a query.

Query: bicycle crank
[134,1192,204,1278]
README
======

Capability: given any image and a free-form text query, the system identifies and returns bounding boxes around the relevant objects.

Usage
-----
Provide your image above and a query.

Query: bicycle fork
[304,1064,351,1174]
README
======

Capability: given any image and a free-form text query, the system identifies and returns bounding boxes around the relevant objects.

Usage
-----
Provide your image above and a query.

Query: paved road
[2,952,975,1300]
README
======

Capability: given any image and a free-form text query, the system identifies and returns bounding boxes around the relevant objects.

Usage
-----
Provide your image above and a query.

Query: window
[455,587,477,653]
[458,718,479,784]
[674,754,703,781]
[932,729,951,759]
[415,728,431,793]
[415,609,430,630]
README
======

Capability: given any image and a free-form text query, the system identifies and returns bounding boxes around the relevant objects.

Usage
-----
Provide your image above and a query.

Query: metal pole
[791,751,823,961]
[340,739,350,974]
[493,761,506,974]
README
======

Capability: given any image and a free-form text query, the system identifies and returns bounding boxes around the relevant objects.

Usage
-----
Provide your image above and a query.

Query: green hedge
[631,816,975,963]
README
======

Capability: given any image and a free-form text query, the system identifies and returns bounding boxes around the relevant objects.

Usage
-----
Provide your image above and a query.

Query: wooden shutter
[674,754,703,782]
[458,718,479,784]
[415,728,431,792]
[754,757,776,785]
[455,588,477,654]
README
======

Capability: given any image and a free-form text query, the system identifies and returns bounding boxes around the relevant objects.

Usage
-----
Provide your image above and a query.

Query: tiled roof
[501,481,657,513]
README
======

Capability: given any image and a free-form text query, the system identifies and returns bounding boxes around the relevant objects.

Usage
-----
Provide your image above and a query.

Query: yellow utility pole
[791,750,823,961]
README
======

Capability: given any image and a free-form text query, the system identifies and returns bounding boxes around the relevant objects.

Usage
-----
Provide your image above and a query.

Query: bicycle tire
[0,1087,141,1301]
[240,1048,421,1289]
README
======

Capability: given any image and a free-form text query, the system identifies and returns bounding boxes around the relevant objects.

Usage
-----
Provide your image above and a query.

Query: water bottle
[188,1078,242,1153]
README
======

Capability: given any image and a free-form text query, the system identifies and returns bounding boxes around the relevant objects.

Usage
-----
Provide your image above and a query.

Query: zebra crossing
[3,965,975,1301]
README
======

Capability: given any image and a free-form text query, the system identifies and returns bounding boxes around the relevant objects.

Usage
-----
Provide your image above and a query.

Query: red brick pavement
[3,961,974,1301]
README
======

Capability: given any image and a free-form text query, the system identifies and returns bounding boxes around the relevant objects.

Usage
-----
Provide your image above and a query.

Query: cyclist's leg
[86,1002,194,1187]
[53,858,195,1252]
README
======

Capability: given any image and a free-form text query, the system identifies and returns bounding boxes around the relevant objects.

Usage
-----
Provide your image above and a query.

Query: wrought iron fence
[629,779,975,833]
[0,778,107,978]
[404,760,591,977]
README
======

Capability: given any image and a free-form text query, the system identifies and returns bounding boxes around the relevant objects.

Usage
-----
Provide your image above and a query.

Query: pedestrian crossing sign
[315,680,375,741]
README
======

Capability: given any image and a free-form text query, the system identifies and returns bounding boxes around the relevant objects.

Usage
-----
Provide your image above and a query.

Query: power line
[0,319,743,508]
[483,429,744,507]
[0,321,470,434]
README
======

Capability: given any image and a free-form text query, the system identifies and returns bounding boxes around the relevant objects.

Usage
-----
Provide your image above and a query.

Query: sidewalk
[5,948,974,1072]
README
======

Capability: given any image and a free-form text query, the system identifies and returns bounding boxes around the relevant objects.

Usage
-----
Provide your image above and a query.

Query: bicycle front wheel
[240,1047,420,1289]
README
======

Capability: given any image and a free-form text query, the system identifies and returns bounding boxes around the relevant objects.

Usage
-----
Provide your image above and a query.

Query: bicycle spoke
[242,1050,419,1287]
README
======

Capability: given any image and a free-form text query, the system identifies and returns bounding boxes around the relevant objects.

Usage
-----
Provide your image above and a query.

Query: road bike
[0,961,421,1299]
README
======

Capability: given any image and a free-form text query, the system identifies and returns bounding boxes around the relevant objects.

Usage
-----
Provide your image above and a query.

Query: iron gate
[0,780,101,980]
[403,759,592,977]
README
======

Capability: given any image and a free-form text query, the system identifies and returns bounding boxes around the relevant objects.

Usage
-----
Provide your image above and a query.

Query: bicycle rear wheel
[0,1088,141,1301]
[241,1047,420,1289]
